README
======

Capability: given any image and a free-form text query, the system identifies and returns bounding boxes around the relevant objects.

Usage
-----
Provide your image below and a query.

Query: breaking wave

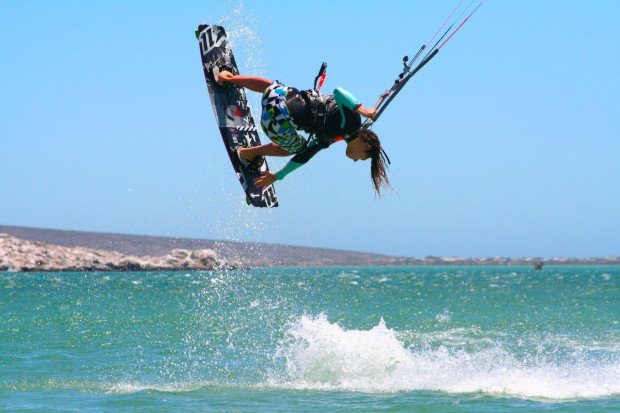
[271,314,620,400]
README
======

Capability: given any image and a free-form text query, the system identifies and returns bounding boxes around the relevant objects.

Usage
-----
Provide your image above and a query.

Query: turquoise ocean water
[1,266,618,412]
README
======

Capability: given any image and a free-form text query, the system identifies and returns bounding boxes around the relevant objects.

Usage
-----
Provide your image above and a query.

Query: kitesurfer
[215,70,391,195]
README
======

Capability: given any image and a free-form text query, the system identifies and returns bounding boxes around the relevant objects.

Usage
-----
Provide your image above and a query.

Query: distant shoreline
[1,225,618,272]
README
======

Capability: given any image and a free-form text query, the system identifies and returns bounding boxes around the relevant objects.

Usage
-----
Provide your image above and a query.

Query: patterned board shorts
[261,82,306,154]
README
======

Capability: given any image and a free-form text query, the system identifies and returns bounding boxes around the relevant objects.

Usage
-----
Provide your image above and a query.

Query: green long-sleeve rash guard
[333,87,361,127]
[274,87,361,181]
[274,160,303,181]
[274,134,321,181]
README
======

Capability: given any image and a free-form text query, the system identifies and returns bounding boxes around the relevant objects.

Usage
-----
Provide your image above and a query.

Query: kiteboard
[196,24,278,208]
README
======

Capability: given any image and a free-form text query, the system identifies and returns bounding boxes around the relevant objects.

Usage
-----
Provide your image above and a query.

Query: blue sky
[1,1,618,258]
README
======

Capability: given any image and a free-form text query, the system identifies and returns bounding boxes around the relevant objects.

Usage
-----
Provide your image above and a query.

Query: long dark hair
[358,128,392,195]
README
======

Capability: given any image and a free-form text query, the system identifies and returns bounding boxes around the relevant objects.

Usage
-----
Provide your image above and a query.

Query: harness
[302,90,337,146]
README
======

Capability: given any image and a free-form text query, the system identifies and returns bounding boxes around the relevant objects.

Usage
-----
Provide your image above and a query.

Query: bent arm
[333,87,376,120]
[218,72,273,93]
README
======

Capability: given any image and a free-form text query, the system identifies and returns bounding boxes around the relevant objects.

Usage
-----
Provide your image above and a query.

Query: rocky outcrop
[2,227,619,269]
[0,233,240,272]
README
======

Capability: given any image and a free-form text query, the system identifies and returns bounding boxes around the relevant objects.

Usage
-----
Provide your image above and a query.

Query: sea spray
[272,314,414,390]
[271,313,620,399]
[201,2,278,244]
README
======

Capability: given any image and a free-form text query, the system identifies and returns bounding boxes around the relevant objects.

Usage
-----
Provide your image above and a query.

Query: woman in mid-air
[216,69,391,195]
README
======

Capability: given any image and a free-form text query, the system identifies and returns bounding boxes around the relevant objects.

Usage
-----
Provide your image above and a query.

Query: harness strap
[304,90,335,137]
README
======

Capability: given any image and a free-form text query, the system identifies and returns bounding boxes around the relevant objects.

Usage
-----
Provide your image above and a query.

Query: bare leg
[239,143,290,161]
[217,70,272,93]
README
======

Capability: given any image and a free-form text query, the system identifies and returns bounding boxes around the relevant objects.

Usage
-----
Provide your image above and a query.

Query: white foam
[105,381,208,394]
[271,314,620,400]
[435,309,452,323]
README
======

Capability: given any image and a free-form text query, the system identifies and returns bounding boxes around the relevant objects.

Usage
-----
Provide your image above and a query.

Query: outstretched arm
[216,70,272,93]
[254,139,324,188]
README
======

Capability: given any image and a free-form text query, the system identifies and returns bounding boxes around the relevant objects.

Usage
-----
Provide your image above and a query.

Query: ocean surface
[1,266,618,412]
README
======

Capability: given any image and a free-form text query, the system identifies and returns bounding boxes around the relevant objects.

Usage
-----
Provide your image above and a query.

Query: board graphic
[196,24,278,208]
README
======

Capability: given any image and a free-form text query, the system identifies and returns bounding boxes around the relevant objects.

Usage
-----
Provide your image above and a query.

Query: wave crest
[272,314,620,400]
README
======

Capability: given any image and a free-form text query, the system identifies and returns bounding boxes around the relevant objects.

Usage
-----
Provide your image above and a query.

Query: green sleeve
[333,87,361,128]
[274,160,303,181]
[333,87,361,110]
[274,136,326,181]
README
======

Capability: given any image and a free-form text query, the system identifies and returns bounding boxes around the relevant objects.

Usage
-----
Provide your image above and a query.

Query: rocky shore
[1,226,618,271]
[0,233,239,272]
